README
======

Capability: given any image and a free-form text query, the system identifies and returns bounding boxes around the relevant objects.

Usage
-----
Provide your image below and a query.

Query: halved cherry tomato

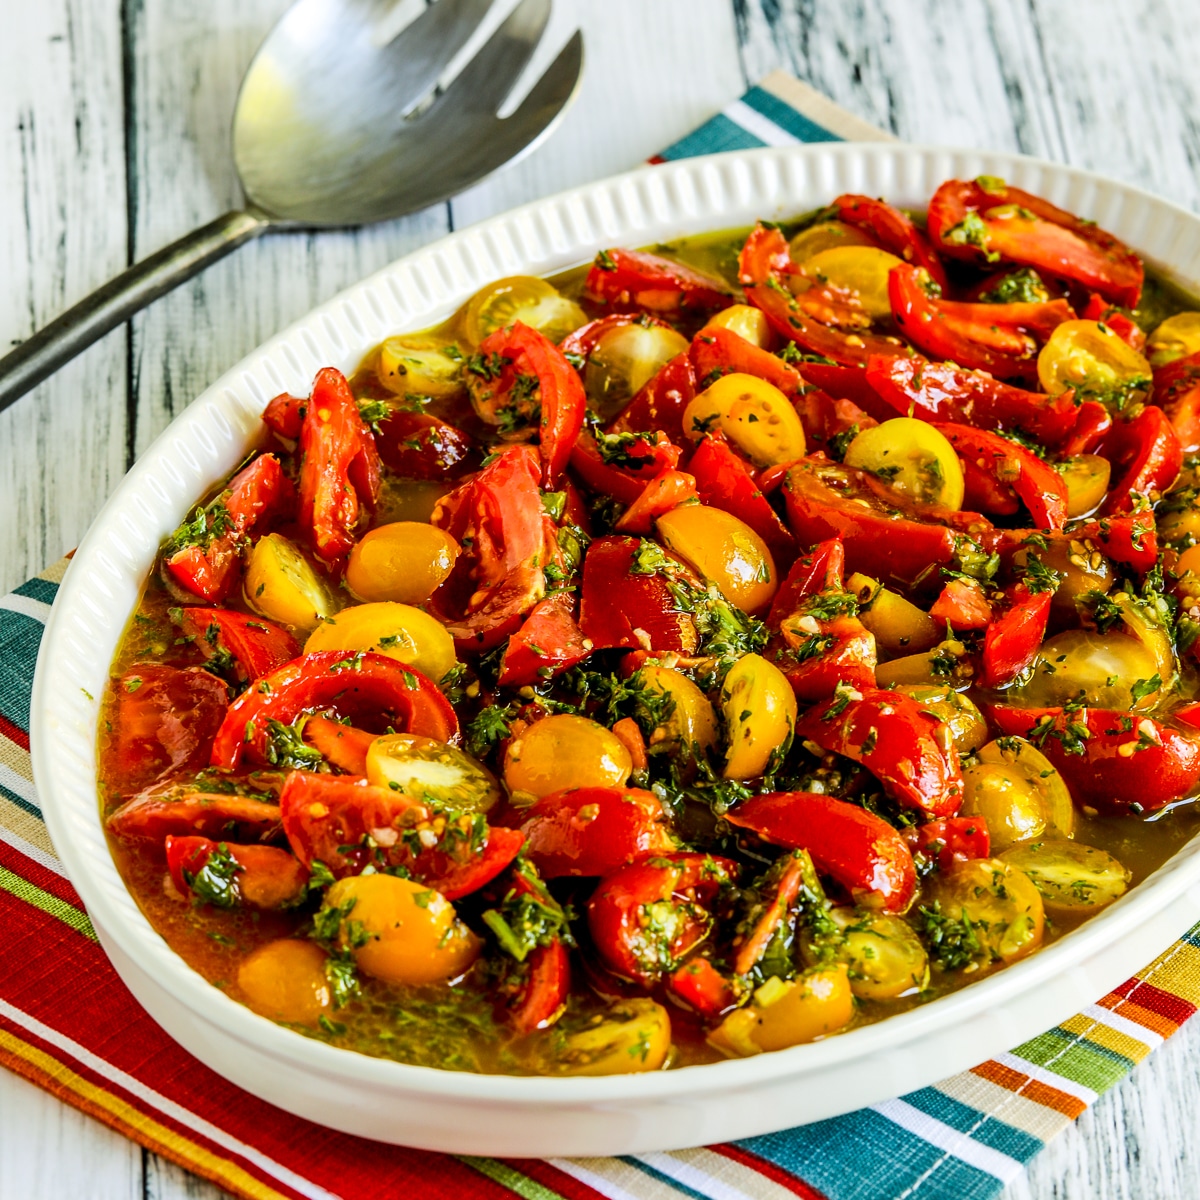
[297,368,381,563]
[106,666,229,797]
[927,178,1143,307]
[165,836,309,910]
[731,851,809,976]
[430,445,552,651]
[888,263,1073,383]
[726,792,917,912]
[990,705,1200,814]
[832,193,949,292]
[209,651,457,770]
[1079,294,1147,352]
[767,536,844,628]
[795,687,964,818]
[1153,351,1200,454]
[930,578,993,631]
[498,593,594,687]
[607,351,697,440]
[578,535,698,653]
[935,423,1068,530]
[865,355,1077,446]
[905,816,990,872]
[668,956,738,1018]
[507,940,570,1035]
[107,785,281,842]
[1058,400,1114,457]
[614,469,698,535]
[587,853,737,985]
[165,454,295,602]
[569,429,683,506]
[176,608,299,682]
[518,786,676,879]
[374,410,477,480]
[689,326,804,401]
[263,392,305,439]
[998,513,1157,576]
[584,248,732,316]
[465,322,585,487]
[686,434,795,563]
[738,224,906,366]
[279,771,522,897]
[301,715,376,775]
[1100,405,1183,515]
[980,583,1053,688]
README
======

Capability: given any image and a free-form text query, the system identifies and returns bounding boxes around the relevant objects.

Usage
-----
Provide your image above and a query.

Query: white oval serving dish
[31,143,1200,1157]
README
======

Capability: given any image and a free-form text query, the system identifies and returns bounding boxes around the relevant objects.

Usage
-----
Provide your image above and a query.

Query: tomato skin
[767,536,844,628]
[469,322,586,487]
[614,469,698,535]
[578,535,698,653]
[738,224,905,366]
[165,836,309,910]
[667,956,738,1017]
[569,429,682,505]
[263,392,306,439]
[865,355,1077,446]
[506,940,571,1034]
[301,715,376,774]
[888,264,1072,383]
[927,179,1144,307]
[688,327,804,400]
[430,445,551,651]
[686,434,795,563]
[374,410,477,480]
[1100,405,1183,515]
[781,457,965,588]
[1079,294,1146,351]
[584,248,732,316]
[587,853,737,985]
[833,193,949,292]
[731,852,809,977]
[1153,351,1200,454]
[930,578,993,631]
[107,787,281,842]
[725,792,917,912]
[498,593,594,687]
[795,687,964,818]
[980,584,1053,688]
[1058,401,1114,458]
[297,368,381,562]
[209,651,457,770]
[559,312,672,361]
[934,423,1068,530]
[107,666,229,797]
[518,786,676,879]
[906,816,991,871]
[177,608,299,681]
[608,351,697,440]
[279,771,522,897]
[998,513,1157,576]
[989,705,1200,814]
[165,454,295,601]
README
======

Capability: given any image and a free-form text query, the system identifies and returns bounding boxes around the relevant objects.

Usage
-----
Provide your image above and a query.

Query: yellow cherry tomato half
[324,874,480,986]
[461,275,586,347]
[801,246,905,321]
[894,685,989,753]
[682,373,807,468]
[998,839,1130,915]
[503,713,633,800]
[848,572,941,657]
[720,653,797,780]
[1058,454,1112,517]
[237,939,333,1026]
[1037,319,1152,403]
[557,1000,672,1075]
[583,320,689,419]
[805,908,929,1001]
[959,762,1047,853]
[1007,628,1160,713]
[637,664,719,755]
[788,220,877,262]
[709,966,854,1056]
[701,303,772,348]
[304,601,457,684]
[656,504,778,614]
[244,532,339,632]
[1147,311,1200,367]
[843,417,965,509]
[345,522,460,605]
[377,334,465,399]
[977,736,1075,837]
[366,733,500,812]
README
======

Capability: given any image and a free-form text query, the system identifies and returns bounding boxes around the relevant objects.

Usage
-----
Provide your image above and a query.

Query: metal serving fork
[0,0,583,412]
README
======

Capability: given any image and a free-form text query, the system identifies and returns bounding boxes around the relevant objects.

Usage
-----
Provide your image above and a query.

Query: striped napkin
[4,70,1200,1200]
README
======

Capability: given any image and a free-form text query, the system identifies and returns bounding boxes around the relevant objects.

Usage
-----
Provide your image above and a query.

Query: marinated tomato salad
[101,177,1200,1075]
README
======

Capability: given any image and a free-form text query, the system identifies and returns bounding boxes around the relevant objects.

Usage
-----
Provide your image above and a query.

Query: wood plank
[0,0,128,594]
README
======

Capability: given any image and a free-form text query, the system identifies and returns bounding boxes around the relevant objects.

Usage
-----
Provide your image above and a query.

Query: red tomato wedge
[176,608,299,682]
[165,836,309,910]
[498,593,594,687]
[584,248,732,316]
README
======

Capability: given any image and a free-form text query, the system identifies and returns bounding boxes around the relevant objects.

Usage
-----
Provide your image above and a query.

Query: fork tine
[436,0,552,112]
[372,0,500,112]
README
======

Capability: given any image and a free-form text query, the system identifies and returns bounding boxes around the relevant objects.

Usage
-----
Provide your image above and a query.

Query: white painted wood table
[3,0,1200,1195]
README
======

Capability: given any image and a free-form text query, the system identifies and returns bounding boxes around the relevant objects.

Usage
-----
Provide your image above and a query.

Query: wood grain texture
[4,1,1200,1197]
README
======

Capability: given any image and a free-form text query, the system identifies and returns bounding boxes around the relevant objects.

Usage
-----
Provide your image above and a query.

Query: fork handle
[0,208,270,415]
